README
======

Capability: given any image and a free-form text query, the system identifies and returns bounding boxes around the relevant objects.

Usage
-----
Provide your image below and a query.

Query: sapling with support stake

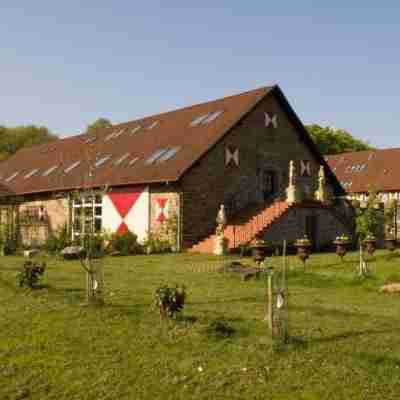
[75,144,109,306]
[265,240,289,351]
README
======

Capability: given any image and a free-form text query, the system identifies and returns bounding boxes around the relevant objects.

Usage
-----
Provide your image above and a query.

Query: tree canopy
[0,125,58,161]
[87,118,112,133]
[306,124,372,155]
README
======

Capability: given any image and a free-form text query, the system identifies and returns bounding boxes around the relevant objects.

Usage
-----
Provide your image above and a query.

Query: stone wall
[180,93,338,248]
[262,205,353,251]
[19,197,69,245]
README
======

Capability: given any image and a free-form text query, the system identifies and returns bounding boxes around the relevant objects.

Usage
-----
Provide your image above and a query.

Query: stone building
[0,85,354,252]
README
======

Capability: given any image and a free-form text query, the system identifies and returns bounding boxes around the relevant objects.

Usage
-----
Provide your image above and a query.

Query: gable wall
[180,93,336,247]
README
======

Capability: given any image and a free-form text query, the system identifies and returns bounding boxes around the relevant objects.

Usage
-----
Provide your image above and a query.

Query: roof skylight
[190,114,210,127]
[24,169,39,179]
[129,157,139,166]
[202,110,224,124]
[130,126,141,135]
[95,155,111,168]
[114,153,130,166]
[42,165,58,177]
[5,172,19,183]
[147,121,159,130]
[145,149,169,165]
[104,131,116,141]
[113,129,125,138]
[64,161,81,174]
[157,147,182,163]
[85,136,97,144]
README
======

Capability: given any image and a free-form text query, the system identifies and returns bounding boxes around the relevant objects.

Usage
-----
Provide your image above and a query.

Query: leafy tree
[87,118,112,133]
[306,124,372,155]
[0,125,57,160]
[355,188,379,241]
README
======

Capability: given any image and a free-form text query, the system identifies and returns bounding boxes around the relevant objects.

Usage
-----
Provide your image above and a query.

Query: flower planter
[251,245,268,266]
[385,238,397,252]
[333,240,350,262]
[363,239,377,256]
[294,238,312,266]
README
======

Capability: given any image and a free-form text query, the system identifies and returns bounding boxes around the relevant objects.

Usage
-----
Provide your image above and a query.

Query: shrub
[3,238,17,255]
[108,230,142,255]
[45,224,71,255]
[17,260,46,288]
[143,232,172,254]
[205,318,235,339]
[154,285,186,319]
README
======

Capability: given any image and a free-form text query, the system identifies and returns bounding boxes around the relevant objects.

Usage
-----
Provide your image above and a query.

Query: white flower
[197,366,203,372]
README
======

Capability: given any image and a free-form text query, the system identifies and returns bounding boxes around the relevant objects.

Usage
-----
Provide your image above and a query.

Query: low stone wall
[261,205,354,251]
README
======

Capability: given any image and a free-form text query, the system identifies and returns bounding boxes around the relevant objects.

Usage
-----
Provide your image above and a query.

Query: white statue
[286,160,300,204]
[315,166,329,203]
[216,204,227,227]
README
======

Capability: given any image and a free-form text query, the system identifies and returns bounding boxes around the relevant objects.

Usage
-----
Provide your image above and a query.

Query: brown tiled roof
[326,148,400,193]
[0,85,343,197]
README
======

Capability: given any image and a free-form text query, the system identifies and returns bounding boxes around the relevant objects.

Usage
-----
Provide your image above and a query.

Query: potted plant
[294,235,312,266]
[249,238,269,267]
[363,233,377,256]
[384,233,397,252]
[333,234,350,262]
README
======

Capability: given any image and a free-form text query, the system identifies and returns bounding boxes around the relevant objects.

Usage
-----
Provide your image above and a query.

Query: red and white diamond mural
[102,186,149,240]
[155,197,169,223]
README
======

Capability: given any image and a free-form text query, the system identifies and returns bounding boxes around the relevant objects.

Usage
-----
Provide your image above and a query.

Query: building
[326,149,400,204]
[0,85,354,252]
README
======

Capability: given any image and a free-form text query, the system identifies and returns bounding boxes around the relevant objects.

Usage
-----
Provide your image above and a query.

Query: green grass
[1,251,400,399]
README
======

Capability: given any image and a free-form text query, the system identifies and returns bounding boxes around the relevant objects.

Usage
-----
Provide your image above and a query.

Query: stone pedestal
[214,234,227,255]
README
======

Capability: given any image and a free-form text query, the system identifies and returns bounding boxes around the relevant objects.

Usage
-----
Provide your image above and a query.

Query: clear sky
[1,1,399,148]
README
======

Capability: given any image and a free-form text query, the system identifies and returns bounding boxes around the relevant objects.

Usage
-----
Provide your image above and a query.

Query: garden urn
[333,236,350,262]
[294,236,312,266]
[250,239,269,267]
[363,237,377,256]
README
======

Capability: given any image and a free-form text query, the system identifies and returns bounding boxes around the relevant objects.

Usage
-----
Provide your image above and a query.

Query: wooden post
[267,270,274,331]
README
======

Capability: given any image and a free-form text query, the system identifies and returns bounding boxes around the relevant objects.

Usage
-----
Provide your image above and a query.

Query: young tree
[355,189,379,241]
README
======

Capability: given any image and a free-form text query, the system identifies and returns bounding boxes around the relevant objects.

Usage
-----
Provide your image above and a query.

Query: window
[145,149,169,165]
[202,110,224,124]
[130,126,141,135]
[94,155,111,168]
[157,147,182,163]
[42,165,58,177]
[114,153,130,166]
[190,114,210,127]
[104,131,116,141]
[64,161,81,174]
[113,128,125,138]
[24,169,39,179]
[85,136,97,144]
[72,194,103,240]
[5,172,19,183]
[147,121,159,130]
[129,157,139,166]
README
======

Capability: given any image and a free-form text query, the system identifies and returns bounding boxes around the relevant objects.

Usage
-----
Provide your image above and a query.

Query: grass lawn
[0,250,400,399]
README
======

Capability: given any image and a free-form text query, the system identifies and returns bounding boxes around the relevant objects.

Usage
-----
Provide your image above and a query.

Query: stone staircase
[189,200,293,254]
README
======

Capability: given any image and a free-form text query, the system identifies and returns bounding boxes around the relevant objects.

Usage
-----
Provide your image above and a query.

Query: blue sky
[1,1,400,148]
